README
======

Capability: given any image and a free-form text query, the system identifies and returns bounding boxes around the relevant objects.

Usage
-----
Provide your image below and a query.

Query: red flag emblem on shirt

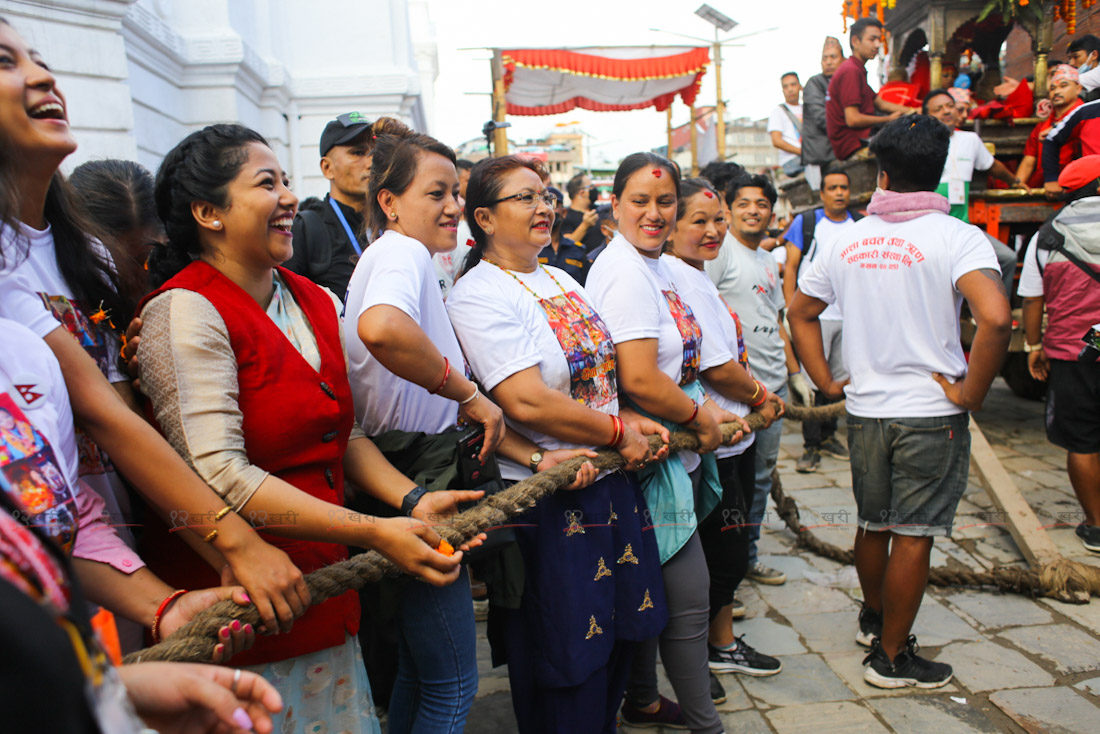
[14,384,44,406]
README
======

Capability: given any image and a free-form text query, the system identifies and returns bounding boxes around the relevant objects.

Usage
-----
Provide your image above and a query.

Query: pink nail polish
[221,628,230,640]
[231,620,241,632]
[232,707,253,729]
[240,593,250,603]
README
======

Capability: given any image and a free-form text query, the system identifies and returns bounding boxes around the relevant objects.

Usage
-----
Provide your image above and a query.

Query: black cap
[319,112,372,157]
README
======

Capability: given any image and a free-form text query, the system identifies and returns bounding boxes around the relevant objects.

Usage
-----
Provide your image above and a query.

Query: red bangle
[608,415,625,448]
[680,401,699,426]
[430,357,451,395]
[151,589,188,644]
[750,381,768,409]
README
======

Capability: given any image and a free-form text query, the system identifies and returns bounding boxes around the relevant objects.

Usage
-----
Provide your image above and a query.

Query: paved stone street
[462,381,1100,733]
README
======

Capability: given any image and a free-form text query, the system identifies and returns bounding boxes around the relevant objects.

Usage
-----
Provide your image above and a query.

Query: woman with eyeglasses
[663,178,785,698]
[445,155,670,733]
[586,153,744,733]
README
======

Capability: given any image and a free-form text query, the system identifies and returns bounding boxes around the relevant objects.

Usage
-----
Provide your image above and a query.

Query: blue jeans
[748,384,787,565]
[387,568,478,734]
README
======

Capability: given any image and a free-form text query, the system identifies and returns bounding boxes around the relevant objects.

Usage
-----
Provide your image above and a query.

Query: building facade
[0,0,436,197]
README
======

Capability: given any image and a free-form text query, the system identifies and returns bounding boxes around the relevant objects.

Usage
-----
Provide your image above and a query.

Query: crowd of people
[1,8,1099,734]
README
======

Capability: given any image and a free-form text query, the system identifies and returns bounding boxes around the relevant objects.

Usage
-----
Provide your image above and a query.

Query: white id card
[947,179,966,205]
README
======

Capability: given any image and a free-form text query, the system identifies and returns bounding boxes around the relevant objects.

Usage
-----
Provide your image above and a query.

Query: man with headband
[1017,65,1085,189]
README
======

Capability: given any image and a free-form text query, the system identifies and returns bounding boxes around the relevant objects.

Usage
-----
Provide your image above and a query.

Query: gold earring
[390,211,398,221]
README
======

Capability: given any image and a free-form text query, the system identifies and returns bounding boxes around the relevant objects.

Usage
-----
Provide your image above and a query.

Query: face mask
[1079,61,1094,74]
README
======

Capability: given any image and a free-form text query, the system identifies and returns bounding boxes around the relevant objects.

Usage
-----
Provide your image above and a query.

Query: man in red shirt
[826,17,914,160]
[1016,65,1083,189]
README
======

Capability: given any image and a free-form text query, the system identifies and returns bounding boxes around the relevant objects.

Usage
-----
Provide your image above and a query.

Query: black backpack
[1035,209,1100,285]
[801,208,864,264]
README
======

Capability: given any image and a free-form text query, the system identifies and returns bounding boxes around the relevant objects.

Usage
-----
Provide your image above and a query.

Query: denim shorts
[847,413,971,537]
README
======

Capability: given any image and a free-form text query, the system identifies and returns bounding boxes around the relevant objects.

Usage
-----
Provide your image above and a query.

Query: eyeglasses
[488,190,557,209]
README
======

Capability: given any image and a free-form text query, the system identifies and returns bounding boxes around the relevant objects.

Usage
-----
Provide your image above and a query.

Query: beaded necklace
[483,257,568,299]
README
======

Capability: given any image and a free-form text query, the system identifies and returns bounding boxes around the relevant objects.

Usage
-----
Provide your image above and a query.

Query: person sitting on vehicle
[1017,66,1084,189]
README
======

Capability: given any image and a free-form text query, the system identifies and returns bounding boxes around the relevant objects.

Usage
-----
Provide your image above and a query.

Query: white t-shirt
[432,219,473,299]
[343,229,462,436]
[1016,232,1049,298]
[663,255,755,459]
[941,130,995,184]
[767,103,803,166]
[705,232,788,392]
[797,213,857,321]
[0,222,133,545]
[447,261,619,480]
[798,211,999,418]
[0,318,80,510]
[587,234,704,472]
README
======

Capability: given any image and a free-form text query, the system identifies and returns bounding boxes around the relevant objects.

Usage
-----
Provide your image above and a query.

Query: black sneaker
[620,694,688,729]
[819,437,850,461]
[796,448,821,473]
[1076,523,1100,553]
[708,635,782,676]
[862,636,953,689]
[710,671,727,704]
[856,604,882,648]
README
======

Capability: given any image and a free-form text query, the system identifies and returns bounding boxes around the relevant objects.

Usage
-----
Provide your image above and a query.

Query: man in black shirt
[285,112,372,301]
[561,172,605,252]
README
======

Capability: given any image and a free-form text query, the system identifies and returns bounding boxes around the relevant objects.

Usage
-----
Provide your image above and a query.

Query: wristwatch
[528,451,544,473]
[1023,341,1043,353]
[401,485,428,516]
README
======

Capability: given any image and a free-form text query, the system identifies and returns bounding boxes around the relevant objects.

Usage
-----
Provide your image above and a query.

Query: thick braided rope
[127,400,1099,663]
[126,402,840,663]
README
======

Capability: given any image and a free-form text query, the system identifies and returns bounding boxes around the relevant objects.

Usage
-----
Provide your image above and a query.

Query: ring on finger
[231,668,242,694]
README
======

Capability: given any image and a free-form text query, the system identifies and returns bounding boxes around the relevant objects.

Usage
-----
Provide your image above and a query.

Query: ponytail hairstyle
[70,159,159,312]
[676,177,720,221]
[612,152,681,201]
[149,124,268,288]
[366,128,456,237]
[460,155,547,276]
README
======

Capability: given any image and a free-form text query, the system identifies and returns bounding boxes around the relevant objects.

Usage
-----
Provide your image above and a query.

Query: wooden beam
[968,416,1062,568]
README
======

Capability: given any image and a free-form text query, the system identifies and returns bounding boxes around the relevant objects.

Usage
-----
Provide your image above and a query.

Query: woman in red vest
[137,124,476,734]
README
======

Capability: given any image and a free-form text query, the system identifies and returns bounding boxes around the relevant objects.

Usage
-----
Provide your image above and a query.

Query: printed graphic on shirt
[0,393,76,554]
[839,235,926,271]
[36,293,115,477]
[0,506,70,611]
[661,290,702,386]
[536,291,617,408]
[719,296,751,372]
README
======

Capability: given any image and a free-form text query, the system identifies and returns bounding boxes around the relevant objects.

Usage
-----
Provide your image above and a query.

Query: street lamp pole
[713,28,726,161]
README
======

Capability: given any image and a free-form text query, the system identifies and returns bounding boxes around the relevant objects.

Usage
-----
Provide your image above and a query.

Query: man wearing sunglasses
[286,112,373,301]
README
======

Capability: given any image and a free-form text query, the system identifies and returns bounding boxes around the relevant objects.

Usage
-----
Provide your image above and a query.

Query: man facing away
[802,38,845,191]
[781,167,859,473]
[768,72,804,177]
[789,115,1011,689]
[286,112,373,301]
[706,173,808,588]
[1019,155,1100,555]
[826,17,914,161]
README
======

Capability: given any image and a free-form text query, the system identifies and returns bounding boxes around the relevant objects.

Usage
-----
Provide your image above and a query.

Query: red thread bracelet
[430,357,451,395]
[151,589,188,643]
[679,401,699,426]
[749,381,768,408]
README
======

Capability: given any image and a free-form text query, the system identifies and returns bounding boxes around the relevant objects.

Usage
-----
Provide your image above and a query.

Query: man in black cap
[285,111,373,301]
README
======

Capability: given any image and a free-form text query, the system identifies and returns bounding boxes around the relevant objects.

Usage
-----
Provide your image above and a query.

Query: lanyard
[329,197,363,256]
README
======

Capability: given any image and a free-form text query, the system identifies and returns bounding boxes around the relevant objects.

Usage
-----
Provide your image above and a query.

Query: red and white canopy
[502,46,710,116]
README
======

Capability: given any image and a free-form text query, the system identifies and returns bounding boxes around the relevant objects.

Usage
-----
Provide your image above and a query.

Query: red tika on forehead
[703,190,714,198]
[652,169,662,178]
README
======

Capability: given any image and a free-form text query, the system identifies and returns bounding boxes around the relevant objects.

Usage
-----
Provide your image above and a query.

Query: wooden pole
[714,39,726,162]
[666,106,674,159]
[1034,10,1055,95]
[930,53,944,91]
[491,50,509,157]
[689,103,699,176]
